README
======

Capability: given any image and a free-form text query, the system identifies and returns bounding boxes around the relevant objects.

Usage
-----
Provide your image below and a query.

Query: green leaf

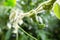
[53,3,60,19]
[5,29,12,40]
[4,0,16,7]
[37,30,49,40]
[38,24,45,29]
[0,6,10,29]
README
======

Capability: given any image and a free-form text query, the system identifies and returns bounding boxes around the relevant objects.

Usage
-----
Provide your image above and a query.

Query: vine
[8,0,56,40]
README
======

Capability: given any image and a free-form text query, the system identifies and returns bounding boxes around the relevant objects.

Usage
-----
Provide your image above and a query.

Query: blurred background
[0,0,60,40]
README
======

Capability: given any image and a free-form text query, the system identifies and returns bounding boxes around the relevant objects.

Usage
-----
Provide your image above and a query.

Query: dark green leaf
[5,29,12,40]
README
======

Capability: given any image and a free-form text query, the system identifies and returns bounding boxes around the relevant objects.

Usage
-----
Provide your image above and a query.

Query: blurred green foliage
[0,0,60,40]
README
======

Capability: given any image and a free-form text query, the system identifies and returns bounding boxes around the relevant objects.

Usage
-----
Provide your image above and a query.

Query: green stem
[35,0,56,13]
[19,26,38,40]
[22,0,56,18]
[16,30,18,40]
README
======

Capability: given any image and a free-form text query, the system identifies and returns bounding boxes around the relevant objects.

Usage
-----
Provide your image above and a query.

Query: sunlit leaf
[53,3,60,19]
[4,0,16,7]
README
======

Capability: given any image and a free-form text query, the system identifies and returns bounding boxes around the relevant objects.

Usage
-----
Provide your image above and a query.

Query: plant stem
[18,25,38,40]
[35,0,56,12]
[16,30,18,40]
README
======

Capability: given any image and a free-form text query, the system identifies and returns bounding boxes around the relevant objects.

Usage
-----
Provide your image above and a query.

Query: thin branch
[16,29,18,40]
[24,0,56,17]
[18,25,38,40]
